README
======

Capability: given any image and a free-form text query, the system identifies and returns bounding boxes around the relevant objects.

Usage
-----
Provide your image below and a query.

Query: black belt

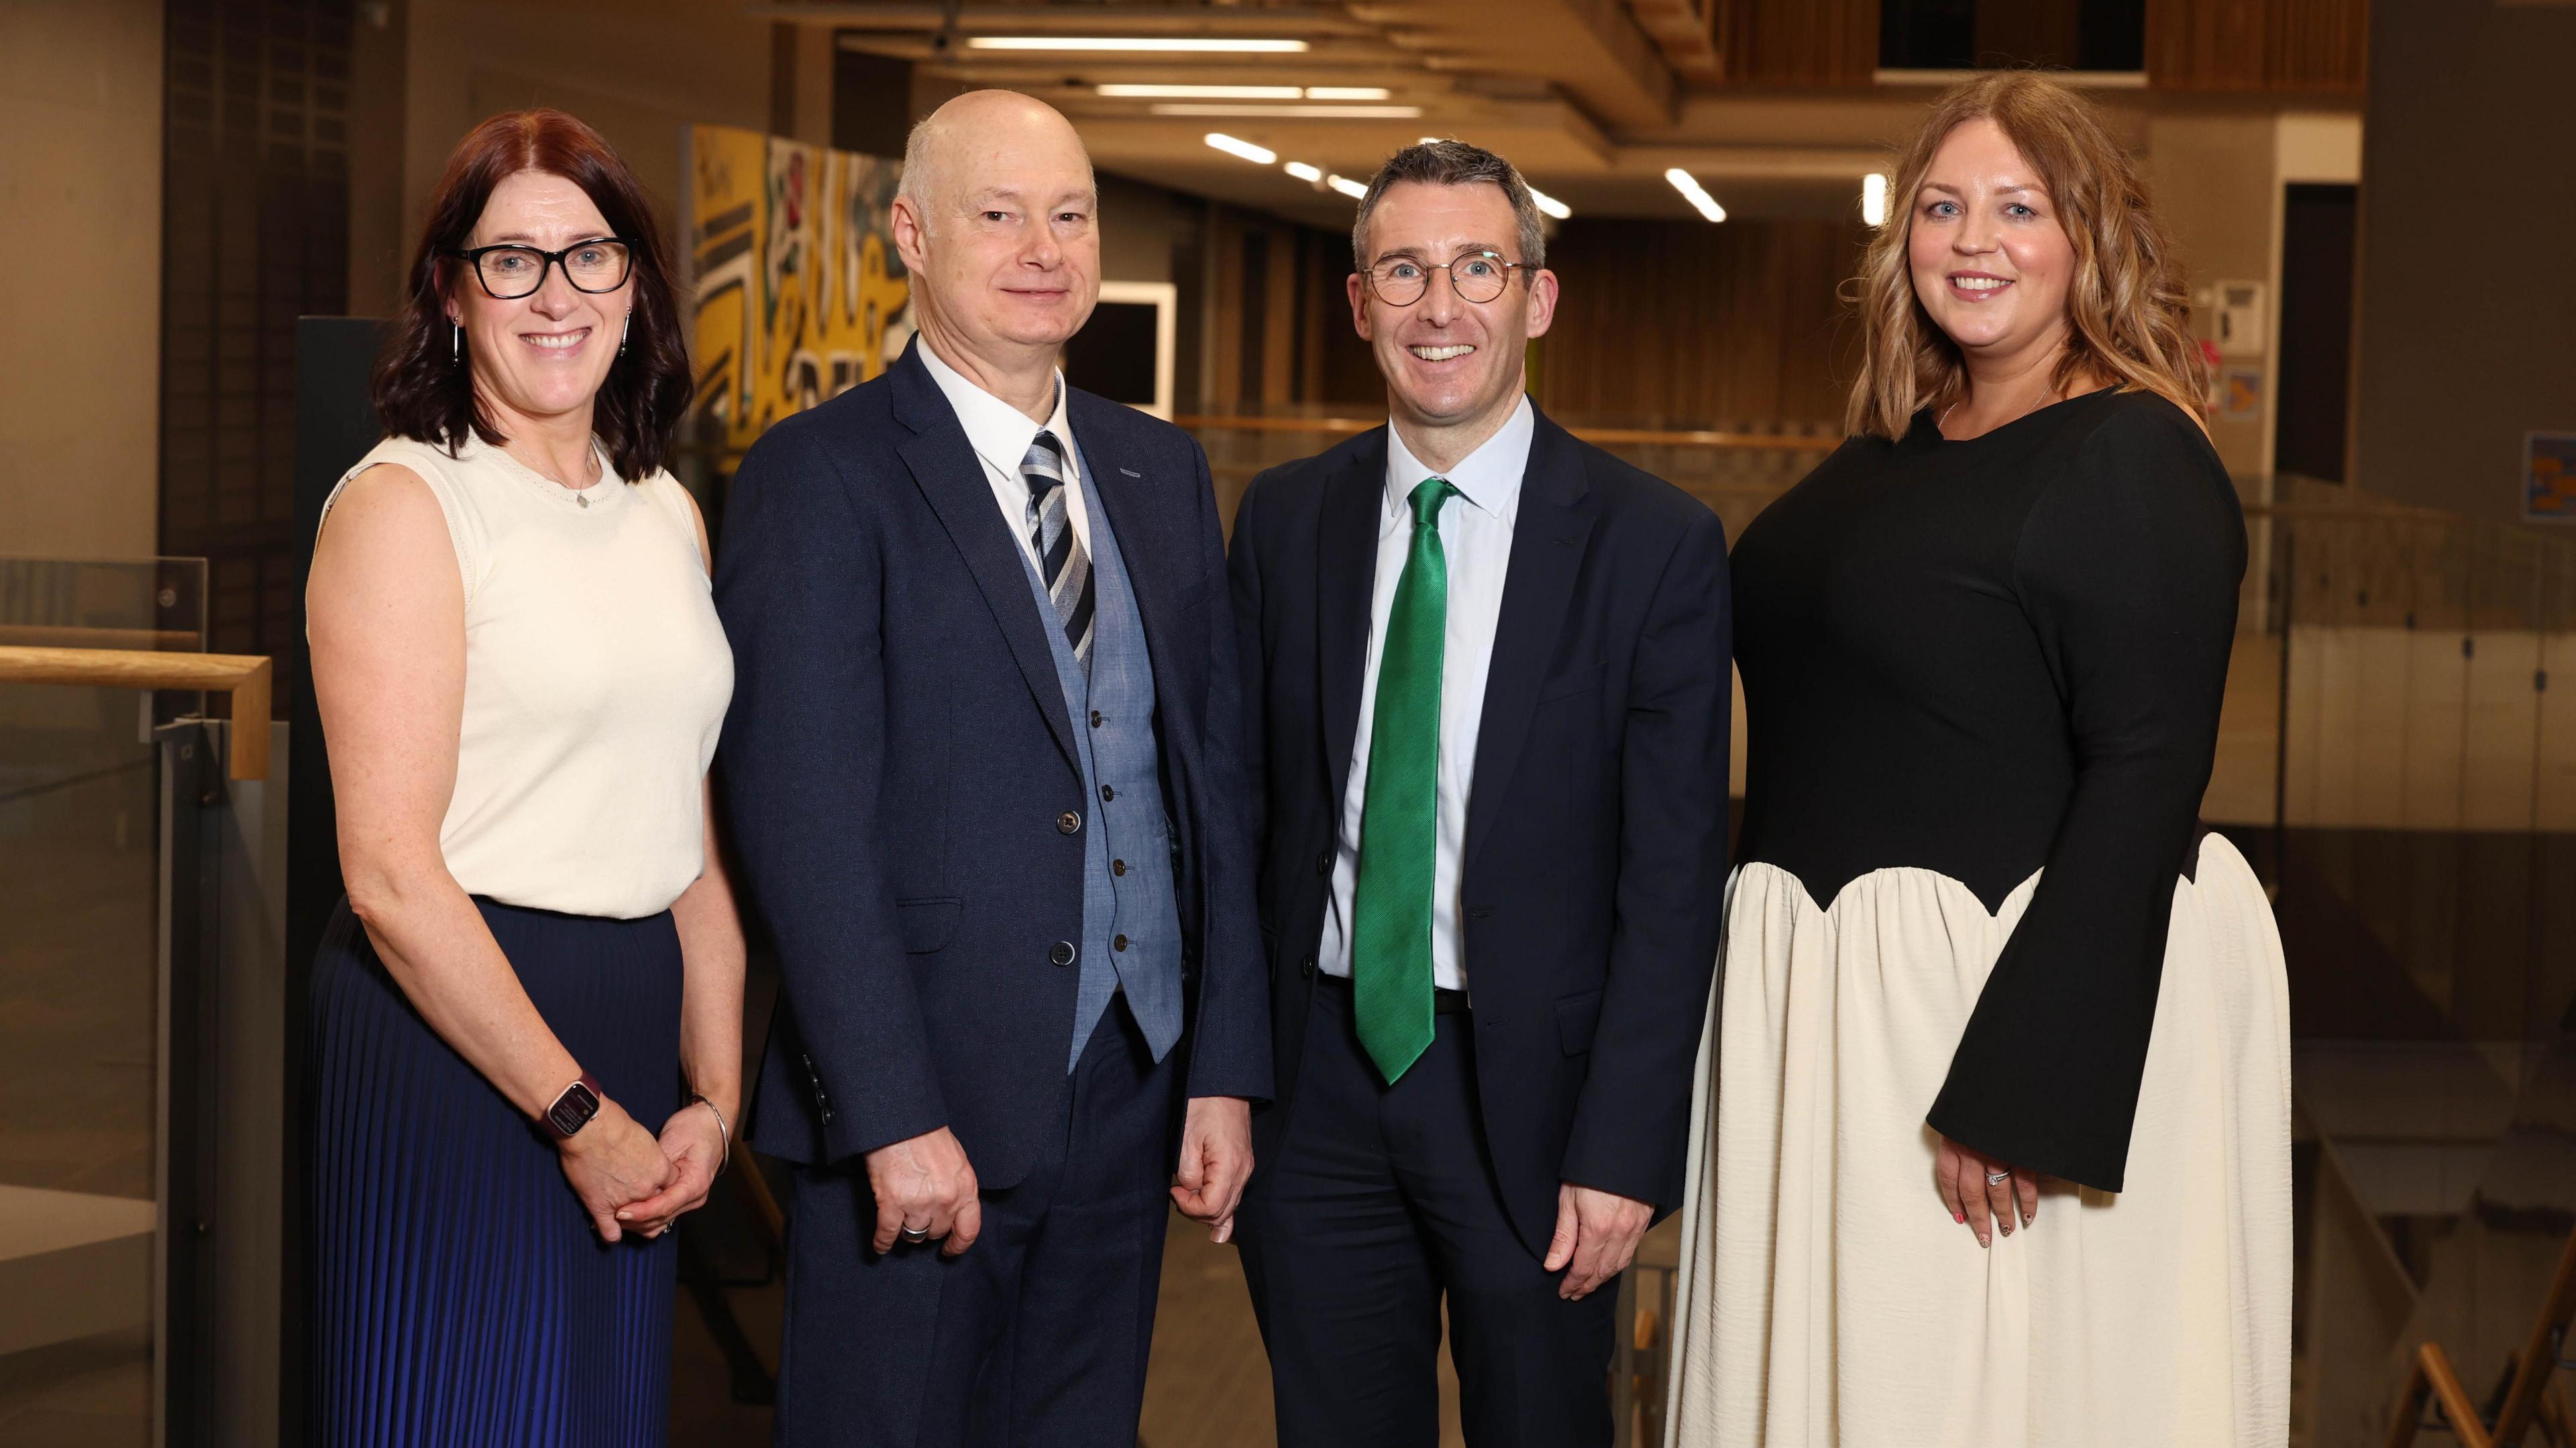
[1313,970,1472,1015]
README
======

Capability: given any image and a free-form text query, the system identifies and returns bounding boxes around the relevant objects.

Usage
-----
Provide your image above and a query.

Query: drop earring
[620,312,630,357]
[451,323,461,363]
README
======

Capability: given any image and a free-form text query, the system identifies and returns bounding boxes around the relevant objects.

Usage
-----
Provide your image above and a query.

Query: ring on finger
[1985,1170,2012,1186]
[899,1225,933,1245]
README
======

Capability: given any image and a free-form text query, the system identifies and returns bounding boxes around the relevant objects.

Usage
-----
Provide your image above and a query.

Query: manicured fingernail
[2000,1225,2012,1236]
[1953,1212,1965,1223]
[614,1210,630,1219]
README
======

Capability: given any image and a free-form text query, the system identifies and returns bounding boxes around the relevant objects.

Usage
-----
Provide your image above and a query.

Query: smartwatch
[542,1072,606,1140]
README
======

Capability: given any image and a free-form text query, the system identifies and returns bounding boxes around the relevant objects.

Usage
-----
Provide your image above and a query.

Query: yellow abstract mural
[684,125,911,453]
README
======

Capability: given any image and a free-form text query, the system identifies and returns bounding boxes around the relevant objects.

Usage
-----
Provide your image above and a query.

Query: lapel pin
[1118,466,1142,478]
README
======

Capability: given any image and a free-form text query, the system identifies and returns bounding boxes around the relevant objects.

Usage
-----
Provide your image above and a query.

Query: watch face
[547,1080,601,1137]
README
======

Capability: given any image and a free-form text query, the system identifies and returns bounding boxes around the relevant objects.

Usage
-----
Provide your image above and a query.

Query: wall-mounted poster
[2526,433,2576,522]
[683,125,909,457]
[2220,368,2264,422]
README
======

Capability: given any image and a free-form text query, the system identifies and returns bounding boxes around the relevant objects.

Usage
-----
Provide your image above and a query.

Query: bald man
[715,91,1269,1445]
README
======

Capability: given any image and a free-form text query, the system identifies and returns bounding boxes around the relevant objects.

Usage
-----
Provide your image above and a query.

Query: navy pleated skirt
[309,897,682,1447]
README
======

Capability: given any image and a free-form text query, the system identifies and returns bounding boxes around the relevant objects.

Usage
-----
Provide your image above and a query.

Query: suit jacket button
[1300,956,1316,979]
[1315,849,1332,876]
[1057,811,1082,835]
[1051,940,1078,967]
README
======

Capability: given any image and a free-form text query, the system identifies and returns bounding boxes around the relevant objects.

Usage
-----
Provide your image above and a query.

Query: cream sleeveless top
[321,434,734,920]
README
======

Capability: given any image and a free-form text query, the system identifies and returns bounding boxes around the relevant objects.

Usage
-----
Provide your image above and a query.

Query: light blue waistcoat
[1014,437,1187,1070]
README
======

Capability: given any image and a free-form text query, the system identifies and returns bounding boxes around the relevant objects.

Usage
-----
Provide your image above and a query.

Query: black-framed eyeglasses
[446,238,635,299]
[1364,248,1527,307]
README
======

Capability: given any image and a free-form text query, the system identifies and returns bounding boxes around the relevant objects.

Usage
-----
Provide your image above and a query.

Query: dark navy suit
[715,339,1268,1445]
[1227,410,1731,1445]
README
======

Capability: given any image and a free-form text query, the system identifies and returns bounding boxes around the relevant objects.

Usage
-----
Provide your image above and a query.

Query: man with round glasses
[1226,140,1733,1445]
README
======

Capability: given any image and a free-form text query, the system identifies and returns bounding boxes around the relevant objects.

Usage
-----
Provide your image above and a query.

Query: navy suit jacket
[716,339,1270,1190]
[1228,408,1731,1255]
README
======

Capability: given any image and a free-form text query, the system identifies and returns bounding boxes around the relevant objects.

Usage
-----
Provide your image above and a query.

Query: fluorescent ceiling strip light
[1861,172,1888,227]
[1204,132,1279,164]
[1326,174,1368,200]
[1100,85,1393,101]
[968,36,1309,53]
[1152,103,1421,118]
[1099,84,1302,99]
[1664,167,1727,223]
[1284,161,1324,182]
[1526,184,1570,221]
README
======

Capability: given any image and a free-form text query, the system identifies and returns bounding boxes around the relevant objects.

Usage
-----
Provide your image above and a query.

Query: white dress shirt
[918,337,1093,569]
[1317,395,1535,994]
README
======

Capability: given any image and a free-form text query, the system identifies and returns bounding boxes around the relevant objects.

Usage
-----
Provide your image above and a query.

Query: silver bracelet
[689,1091,732,1172]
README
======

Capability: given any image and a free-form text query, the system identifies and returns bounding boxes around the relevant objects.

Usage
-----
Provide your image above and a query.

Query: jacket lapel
[1463,409,1597,871]
[1318,430,1389,807]
[888,341,1081,776]
[1066,390,1187,749]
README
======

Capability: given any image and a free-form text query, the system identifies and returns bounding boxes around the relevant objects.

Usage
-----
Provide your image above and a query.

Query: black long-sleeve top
[1729,387,2245,1192]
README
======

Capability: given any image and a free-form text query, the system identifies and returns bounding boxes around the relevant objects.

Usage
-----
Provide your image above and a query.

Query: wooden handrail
[2491,1228,2576,1447]
[0,646,271,781]
[2385,1223,2576,1448]
[2389,1341,2496,1448]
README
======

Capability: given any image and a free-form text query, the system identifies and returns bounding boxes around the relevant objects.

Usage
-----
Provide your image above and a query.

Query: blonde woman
[1666,74,2290,1444]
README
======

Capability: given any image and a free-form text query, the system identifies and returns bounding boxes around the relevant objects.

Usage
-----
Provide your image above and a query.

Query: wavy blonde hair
[1845,72,2207,441]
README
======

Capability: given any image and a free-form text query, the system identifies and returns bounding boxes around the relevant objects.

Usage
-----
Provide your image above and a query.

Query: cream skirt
[1664,836,2292,1447]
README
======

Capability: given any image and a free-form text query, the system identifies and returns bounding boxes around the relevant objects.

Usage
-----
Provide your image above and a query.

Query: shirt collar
[918,335,1072,478]
[1384,394,1534,520]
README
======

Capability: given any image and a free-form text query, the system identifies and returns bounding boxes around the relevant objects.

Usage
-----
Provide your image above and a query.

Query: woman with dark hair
[1664,73,2291,1443]
[304,108,736,1443]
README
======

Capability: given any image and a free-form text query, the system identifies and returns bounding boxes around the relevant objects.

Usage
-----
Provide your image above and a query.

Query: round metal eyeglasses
[447,239,635,300]
[1364,248,1527,307]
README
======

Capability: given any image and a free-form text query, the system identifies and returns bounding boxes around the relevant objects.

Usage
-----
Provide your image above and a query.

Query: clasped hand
[557,1098,727,1243]
[1934,1131,2041,1247]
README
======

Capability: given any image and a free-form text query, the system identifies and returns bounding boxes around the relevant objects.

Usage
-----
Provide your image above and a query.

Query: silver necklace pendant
[576,493,589,508]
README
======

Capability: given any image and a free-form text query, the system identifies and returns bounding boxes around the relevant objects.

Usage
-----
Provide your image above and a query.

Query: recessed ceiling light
[1151,103,1422,119]
[1861,172,1889,227]
[1205,132,1278,165]
[1099,84,1302,99]
[1526,184,1571,221]
[1304,87,1392,101]
[1326,174,1369,200]
[1664,167,1726,223]
[1285,161,1324,182]
[967,36,1309,53]
[1420,136,1445,145]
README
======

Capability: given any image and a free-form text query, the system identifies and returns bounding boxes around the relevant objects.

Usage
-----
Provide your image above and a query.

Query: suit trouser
[774,999,1180,1447]
[1236,976,1619,1448]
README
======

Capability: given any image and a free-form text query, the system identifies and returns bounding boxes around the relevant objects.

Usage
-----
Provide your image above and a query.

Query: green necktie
[1352,477,1457,1084]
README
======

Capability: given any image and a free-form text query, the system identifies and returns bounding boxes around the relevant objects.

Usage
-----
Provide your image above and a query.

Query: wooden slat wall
[2146,0,2368,94]
[1535,217,1866,429]
[1717,0,1878,87]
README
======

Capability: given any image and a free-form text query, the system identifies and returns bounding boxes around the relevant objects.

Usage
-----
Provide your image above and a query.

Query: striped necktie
[1021,429,1095,670]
